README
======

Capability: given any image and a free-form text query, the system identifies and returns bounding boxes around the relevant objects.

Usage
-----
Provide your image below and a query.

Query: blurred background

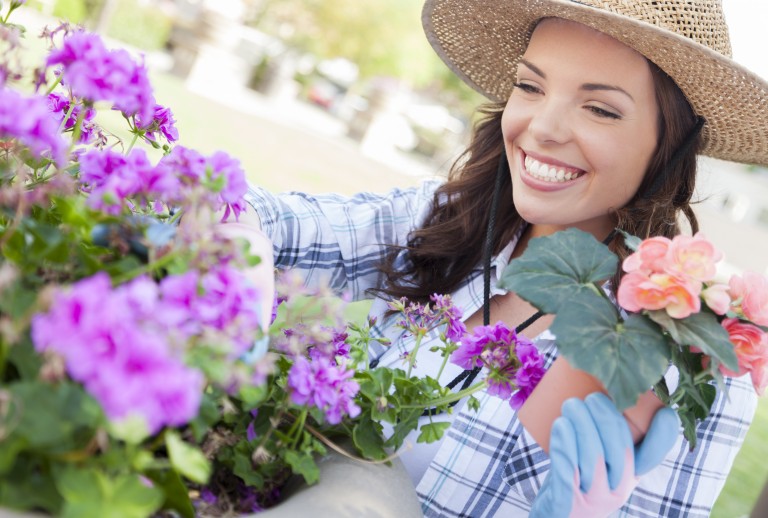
[14,0,768,515]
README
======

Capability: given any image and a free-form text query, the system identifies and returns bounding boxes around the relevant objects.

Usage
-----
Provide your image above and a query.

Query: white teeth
[524,156,581,183]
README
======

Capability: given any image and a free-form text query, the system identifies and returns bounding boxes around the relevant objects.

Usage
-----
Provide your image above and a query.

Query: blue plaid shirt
[246,181,757,517]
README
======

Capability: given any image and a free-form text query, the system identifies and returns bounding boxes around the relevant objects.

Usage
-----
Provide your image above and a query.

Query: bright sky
[722,0,768,80]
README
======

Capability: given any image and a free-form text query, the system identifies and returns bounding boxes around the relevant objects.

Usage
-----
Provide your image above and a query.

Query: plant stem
[435,346,452,381]
[57,103,77,135]
[125,132,140,154]
[406,333,424,378]
[400,380,487,409]
[45,75,63,95]
[289,409,307,449]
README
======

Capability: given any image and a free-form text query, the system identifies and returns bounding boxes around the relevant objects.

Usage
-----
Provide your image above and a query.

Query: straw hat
[422,0,768,166]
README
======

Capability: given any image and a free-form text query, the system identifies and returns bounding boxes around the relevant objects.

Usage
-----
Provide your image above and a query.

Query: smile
[524,155,585,183]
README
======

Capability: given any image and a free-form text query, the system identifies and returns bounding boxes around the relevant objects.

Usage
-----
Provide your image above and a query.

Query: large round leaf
[647,310,738,372]
[551,294,671,410]
[499,228,618,314]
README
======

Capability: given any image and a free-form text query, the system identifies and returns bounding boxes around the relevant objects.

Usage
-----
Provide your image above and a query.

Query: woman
[234,0,768,515]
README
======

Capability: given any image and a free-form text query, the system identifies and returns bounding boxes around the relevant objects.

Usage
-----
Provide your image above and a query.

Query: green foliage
[499,228,619,314]
[499,228,747,449]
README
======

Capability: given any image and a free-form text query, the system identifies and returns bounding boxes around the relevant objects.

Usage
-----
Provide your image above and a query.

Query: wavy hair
[377,62,702,302]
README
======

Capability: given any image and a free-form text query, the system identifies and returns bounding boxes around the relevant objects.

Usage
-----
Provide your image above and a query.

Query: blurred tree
[249,0,484,113]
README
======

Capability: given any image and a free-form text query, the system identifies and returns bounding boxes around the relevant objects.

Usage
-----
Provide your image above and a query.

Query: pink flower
[729,271,768,326]
[701,283,731,315]
[720,318,768,394]
[617,271,701,318]
[623,236,671,274]
[665,233,722,282]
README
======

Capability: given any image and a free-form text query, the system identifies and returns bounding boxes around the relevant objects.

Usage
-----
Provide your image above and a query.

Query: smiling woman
[504,19,659,240]
[229,0,768,516]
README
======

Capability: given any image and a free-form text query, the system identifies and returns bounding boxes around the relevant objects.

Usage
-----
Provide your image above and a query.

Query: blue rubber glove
[529,393,680,518]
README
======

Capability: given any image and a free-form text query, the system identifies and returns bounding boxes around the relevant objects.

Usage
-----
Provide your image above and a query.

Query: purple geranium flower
[30,273,205,434]
[46,31,155,122]
[47,91,97,143]
[79,147,181,213]
[135,103,179,143]
[450,321,545,410]
[287,356,360,425]
[208,151,248,221]
[159,145,207,183]
[0,88,68,166]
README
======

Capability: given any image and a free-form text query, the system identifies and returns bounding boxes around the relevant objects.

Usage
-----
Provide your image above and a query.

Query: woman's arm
[242,180,442,299]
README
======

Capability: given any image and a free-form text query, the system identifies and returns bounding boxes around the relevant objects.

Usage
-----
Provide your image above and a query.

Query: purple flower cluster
[287,357,360,424]
[159,266,265,358]
[79,147,180,214]
[30,273,204,434]
[47,92,98,144]
[450,321,546,410]
[135,103,179,144]
[389,293,466,342]
[160,146,249,220]
[77,145,249,218]
[46,31,154,122]
[0,88,67,166]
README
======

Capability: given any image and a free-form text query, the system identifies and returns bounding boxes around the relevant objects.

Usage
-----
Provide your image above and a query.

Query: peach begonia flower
[623,236,671,274]
[701,283,731,315]
[664,233,722,282]
[617,271,701,319]
[720,317,768,395]
[729,271,768,326]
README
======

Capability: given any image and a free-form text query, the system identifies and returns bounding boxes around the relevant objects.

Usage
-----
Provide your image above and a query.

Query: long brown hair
[376,62,702,303]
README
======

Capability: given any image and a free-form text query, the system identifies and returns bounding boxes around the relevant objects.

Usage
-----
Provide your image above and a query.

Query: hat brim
[423,0,768,166]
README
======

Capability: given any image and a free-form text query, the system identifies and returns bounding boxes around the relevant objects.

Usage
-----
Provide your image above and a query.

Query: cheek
[501,97,526,142]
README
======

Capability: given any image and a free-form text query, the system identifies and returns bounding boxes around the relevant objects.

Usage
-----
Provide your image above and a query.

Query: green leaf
[617,229,642,251]
[552,295,671,410]
[283,449,320,485]
[55,467,163,518]
[8,381,103,452]
[416,421,450,443]
[352,416,387,460]
[0,454,62,513]
[166,430,211,484]
[647,310,738,372]
[467,395,481,412]
[233,450,265,487]
[146,468,196,518]
[499,228,618,314]
[384,407,421,450]
[6,336,43,379]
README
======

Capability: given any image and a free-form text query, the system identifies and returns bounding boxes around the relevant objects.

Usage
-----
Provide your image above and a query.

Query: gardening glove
[530,392,679,518]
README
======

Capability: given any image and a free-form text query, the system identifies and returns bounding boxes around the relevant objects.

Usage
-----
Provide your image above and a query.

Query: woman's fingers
[584,393,634,491]
[561,397,602,493]
[634,406,680,476]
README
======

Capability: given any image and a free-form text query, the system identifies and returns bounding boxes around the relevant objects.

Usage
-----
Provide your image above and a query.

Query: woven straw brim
[423,0,768,166]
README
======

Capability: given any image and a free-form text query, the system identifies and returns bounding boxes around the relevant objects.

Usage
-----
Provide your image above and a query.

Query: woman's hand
[217,210,275,332]
[530,393,679,518]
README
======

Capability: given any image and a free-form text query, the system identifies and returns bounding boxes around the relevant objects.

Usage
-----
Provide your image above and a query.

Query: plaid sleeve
[617,373,757,517]
[243,179,442,299]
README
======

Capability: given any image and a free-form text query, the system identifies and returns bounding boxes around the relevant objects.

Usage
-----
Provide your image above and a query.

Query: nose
[527,98,572,144]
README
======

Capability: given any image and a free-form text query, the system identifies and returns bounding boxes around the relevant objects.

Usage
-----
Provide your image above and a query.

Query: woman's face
[502,18,659,239]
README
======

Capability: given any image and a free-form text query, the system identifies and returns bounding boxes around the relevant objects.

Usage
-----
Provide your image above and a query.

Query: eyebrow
[518,59,635,101]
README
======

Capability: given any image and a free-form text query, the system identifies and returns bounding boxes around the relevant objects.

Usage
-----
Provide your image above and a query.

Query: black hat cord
[423,150,543,416]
